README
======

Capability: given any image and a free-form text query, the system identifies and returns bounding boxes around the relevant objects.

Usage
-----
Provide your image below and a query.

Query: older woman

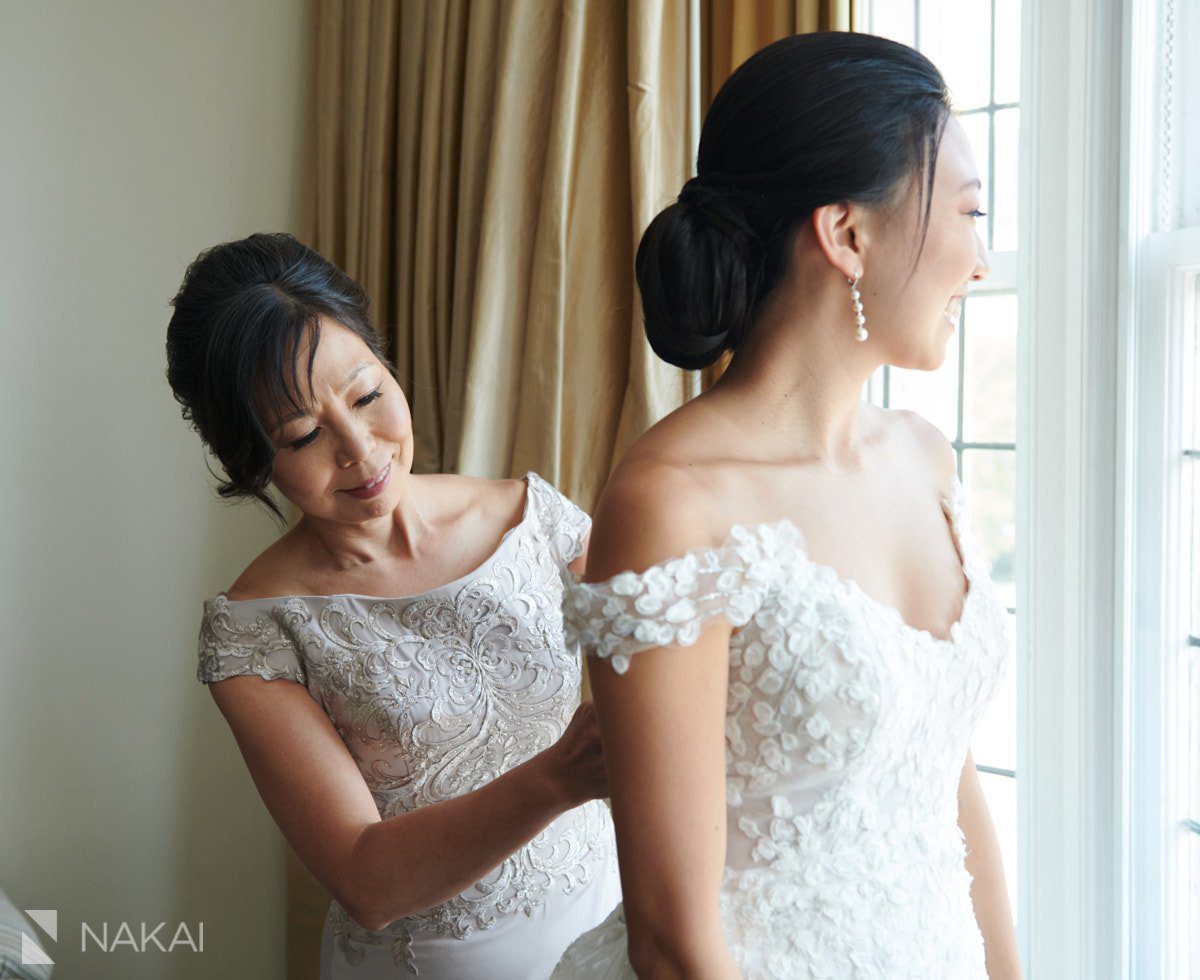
[166,232,620,979]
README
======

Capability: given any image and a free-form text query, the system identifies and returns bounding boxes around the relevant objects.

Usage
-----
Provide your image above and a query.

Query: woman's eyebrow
[960,178,982,191]
[270,363,374,433]
[341,362,372,391]
[271,406,310,433]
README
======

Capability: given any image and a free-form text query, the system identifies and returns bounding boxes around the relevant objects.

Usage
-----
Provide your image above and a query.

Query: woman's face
[860,115,990,370]
[265,318,413,525]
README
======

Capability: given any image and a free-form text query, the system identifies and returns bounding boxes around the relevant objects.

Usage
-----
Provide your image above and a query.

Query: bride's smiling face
[265,318,413,524]
[859,115,991,370]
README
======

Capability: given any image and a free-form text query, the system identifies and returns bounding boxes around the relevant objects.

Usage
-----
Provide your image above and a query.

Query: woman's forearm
[959,757,1023,979]
[627,921,741,979]
[347,750,573,930]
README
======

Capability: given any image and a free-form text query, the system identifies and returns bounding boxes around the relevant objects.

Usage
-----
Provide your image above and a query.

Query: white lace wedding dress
[553,476,1008,979]
[196,473,621,979]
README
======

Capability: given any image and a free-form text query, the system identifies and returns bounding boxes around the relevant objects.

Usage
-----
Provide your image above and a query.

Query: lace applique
[195,473,615,975]
[555,476,1008,979]
[526,471,591,567]
[197,597,307,684]
[562,522,792,673]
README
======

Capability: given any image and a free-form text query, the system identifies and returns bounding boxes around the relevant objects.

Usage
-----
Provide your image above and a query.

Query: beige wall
[0,2,310,977]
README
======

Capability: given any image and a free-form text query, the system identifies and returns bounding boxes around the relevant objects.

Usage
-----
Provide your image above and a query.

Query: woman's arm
[209,679,606,932]
[958,751,1023,978]
[567,529,590,580]
[584,467,741,979]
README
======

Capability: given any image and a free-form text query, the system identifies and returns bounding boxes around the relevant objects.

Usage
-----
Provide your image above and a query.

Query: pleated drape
[703,0,856,107]
[306,0,698,511]
[290,3,853,976]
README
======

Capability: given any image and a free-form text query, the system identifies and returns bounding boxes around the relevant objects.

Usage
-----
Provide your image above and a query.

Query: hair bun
[677,176,764,249]
[635,177,766,370]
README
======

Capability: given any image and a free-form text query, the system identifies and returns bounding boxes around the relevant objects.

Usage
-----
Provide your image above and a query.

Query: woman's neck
[291,478,433,572]
[711,270,883,471]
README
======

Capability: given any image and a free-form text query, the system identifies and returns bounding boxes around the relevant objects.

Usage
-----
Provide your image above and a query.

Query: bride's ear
[810,202,867,280]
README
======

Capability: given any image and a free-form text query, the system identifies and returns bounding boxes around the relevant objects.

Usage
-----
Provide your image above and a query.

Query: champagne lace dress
[553,476,1008,979]
[196,473,621,979]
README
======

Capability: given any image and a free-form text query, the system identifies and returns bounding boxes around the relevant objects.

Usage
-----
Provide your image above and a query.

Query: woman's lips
[943,294,965,327]
[342,463,391,499]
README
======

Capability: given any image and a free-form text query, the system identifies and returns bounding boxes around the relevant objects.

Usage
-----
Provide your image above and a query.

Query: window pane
[1191,646,1200,822]
[959,111,992,248]
[1189,459,1199,641]
[978,770,1019,924]
[1191,283,1199,448]
[964,448,1017,609]
[872,0,915,46]
[865,365,887,407]
[963,292,1018,443]
[994,0,1022,104]
[919,0,993,110]
[993,107,1020,251]
[887,328,960,440]
[973,611,1017,771]
[1190,830,1200,977]
[1189,286,1199,637]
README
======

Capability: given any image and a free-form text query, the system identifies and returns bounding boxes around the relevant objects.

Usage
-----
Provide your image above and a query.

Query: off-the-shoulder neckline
[568,475,974,648]
[212,472,542,607]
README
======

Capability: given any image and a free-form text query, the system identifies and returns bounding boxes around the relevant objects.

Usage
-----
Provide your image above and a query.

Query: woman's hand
[540,700,609,808]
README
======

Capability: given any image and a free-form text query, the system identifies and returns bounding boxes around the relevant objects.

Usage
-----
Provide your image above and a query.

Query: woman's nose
[971,231,991,281]
[335,417,375,467]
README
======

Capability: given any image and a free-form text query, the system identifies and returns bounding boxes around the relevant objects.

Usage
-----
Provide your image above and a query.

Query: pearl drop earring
[849,275,868,342]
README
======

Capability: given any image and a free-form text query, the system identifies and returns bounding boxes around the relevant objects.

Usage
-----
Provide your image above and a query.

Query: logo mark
[21,908,56,966]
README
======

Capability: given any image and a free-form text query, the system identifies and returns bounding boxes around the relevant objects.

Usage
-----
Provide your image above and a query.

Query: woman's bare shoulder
[586,447,733,583]
[417,472,527,538]
[223,531,309,601]
[886,407,957,485]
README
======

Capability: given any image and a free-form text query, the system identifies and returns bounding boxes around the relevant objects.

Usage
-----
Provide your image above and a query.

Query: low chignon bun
[635,177,766,370]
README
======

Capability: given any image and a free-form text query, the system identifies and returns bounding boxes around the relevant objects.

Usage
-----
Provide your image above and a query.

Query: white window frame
[1027,0,1200,976]
[1131,225,1200,980]
[1128,0,1200,972]
[1021,0,1133,976]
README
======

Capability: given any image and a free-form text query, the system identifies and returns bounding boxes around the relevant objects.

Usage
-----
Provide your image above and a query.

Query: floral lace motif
[198,473,614,976]
[555,477,1008,980]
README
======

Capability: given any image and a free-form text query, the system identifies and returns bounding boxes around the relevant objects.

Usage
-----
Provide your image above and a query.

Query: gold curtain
[291,2,853,977]
[306,0,698,511]
[704,0,856,107]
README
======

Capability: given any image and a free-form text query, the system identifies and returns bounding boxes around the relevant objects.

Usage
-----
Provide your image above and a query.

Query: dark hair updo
[636,32,952,369]
[165,232,390,521]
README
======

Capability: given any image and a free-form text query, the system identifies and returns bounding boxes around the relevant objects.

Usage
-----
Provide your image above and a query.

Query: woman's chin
[888,344,950,373]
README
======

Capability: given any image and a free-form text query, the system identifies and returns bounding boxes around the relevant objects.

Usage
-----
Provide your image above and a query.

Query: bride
[555,32,1022,979]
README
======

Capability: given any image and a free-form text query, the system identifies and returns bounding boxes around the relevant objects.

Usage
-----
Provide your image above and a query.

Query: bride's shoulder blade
[585,453,727,586]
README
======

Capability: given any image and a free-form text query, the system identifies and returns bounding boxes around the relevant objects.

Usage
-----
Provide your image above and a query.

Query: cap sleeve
[562,521,790,674]
[525,472,591,567]
[197,595,308,685]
